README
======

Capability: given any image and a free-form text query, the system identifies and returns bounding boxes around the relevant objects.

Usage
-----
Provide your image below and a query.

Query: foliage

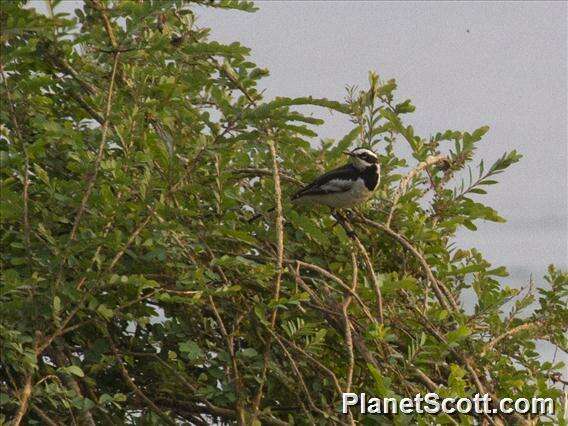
[1,1,566,425]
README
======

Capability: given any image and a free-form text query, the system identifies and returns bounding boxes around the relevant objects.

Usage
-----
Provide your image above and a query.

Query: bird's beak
[343,151,354,157]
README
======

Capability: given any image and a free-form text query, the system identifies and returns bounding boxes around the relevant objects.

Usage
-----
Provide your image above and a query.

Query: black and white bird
[291,148,380,208]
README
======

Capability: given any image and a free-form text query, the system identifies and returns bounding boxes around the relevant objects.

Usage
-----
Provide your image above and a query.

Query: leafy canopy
[1,1,566,425]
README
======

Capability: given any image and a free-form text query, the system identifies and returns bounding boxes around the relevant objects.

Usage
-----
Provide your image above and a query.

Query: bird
[247,148,380,223]
[291,147,380,208]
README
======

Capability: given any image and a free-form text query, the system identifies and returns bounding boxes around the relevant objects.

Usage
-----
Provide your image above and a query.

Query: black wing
[292,163,358,200]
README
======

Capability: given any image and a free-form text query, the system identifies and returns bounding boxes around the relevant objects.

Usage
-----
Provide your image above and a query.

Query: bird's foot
[332,210,357,239]
[344,209,356,220]
[345,228,357,238]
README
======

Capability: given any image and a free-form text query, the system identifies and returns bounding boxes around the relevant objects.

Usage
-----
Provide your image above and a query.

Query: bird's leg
[345,209,356,220]
[333,210,357,238]
[330,209,341,230]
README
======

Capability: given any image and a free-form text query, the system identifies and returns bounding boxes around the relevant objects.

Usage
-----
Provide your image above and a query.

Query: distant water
[456,214,567,367]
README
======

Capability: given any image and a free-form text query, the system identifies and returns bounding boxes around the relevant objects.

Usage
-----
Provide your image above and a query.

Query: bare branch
[483,320,545,354]
[106,331,175,426]
[1,68,31,265]
[231,168,303,186]
[356,214,459,312]
[10,374,32,426]
[69,52,120,242]
[252,136,285,418]
[387,154,448,227]
[208,296,246,425]
[342,252,358,394]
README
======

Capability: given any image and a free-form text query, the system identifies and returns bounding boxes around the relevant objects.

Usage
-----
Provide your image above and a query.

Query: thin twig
[106,331,175,426]
[1,70,31,265]
[483,320,544,355]
[356,214,458,312]
[292,259,376,324]
[231,168,303,185]
[10,374,32,426]
[69,52,120,242]
[252,136,285,418]
[208,296,246,425]
[342,252,358,394]
[386,154,448,227]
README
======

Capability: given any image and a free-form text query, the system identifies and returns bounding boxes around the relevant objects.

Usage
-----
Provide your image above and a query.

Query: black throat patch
[361,164,379,191]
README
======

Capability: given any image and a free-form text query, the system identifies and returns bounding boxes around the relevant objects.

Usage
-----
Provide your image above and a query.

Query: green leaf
[238,348,258,358]
[447,325,471,344]
[394,99,416,114]
[471,125,490,141]
[62,365,85,377]
[367,363,394,397]
[179,341,204,361]
[53,296,61,315]
[488,266,509,277]
[96,305,114,321]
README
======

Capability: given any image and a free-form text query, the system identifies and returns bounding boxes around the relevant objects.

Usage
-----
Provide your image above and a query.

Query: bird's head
[344,148,379,171]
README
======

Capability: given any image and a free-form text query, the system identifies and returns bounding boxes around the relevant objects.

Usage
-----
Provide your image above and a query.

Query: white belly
[296,178,373,208]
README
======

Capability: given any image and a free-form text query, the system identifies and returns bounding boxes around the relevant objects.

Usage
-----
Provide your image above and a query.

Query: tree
[1,1,566,425]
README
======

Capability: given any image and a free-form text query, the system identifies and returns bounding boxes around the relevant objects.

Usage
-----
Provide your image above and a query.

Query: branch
[1,68,32,266]
[30,404,60,426]
[39,126,226,357]
[290,263,383,372]
[292,259,377,324]
[106,331,175,426]
[355,214,459,312]
[402,291,515,426]
[87,0,119,49]
[10,374,32,426]
[124,351,236,418]
[51,344,96,426]
[386,154,448,227]
[483,320,545,355]
[270,331,331,419]
[353,235,384,324]
[342,252,358,394]
[106,144,207,272]
[68,52,119,242]
[230,168,303,185]
[62,88,104,123]
[252,136,285,418]
[333,213,384,323]
[208,296,246,425]
[209,57,257,104]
